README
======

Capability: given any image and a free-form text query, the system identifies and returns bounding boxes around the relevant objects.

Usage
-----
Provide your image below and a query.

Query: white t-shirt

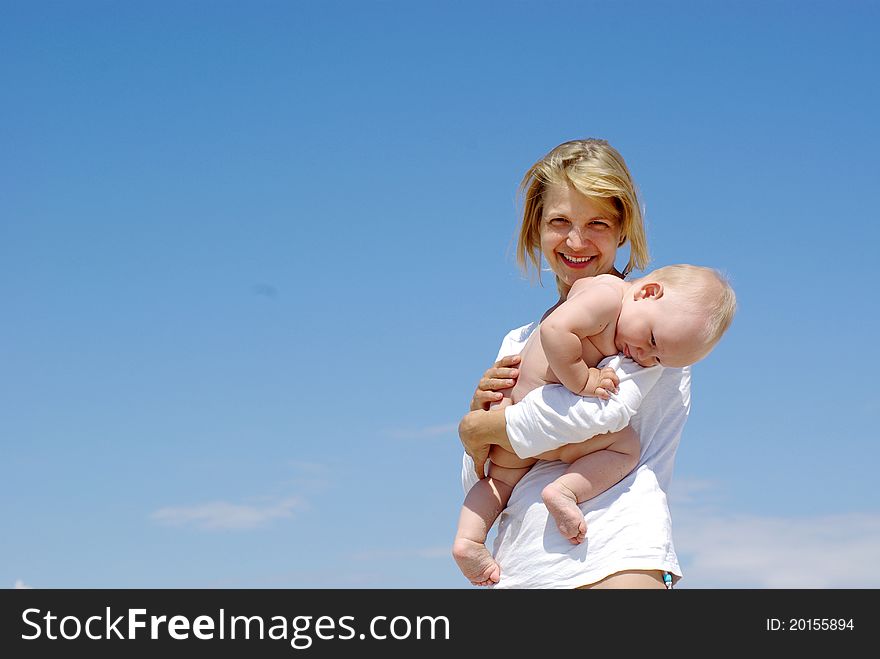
[461,322,690,588]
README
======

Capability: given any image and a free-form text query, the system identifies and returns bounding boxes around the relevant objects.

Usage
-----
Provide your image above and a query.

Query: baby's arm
[540,284,621,396]
[501,356,664,460]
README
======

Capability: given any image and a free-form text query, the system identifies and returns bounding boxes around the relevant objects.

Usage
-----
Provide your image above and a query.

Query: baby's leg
[453,452,534,586]
[542,428,640,544]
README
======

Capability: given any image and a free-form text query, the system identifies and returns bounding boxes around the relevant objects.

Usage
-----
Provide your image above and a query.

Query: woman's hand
[459,408,514,481]
[470,355,521,411]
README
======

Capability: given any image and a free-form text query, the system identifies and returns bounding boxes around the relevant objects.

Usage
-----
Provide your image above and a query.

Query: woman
[458,138,689,588]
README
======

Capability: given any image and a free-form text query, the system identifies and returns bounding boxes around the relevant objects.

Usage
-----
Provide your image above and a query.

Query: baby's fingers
[598,376,619,395]
[600,366,619,384]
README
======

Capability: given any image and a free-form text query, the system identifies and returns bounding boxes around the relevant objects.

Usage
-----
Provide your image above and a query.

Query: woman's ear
[634,281,664,300]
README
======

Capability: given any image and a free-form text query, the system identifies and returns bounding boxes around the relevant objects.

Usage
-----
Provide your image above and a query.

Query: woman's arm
[461,355,664,468]
[459,406,511,483]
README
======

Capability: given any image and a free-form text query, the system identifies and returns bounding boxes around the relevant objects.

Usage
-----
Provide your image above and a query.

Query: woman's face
[540,183,623,292]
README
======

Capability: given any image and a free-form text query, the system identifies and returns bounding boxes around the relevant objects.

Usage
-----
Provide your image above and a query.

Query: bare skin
[540,482,586,543]
[453,399,639,584]
[455,265,722,584]
[452,460,528,586]
[459,403,666,589]
[454,276,637,584]
[456,181,687,588]
[577,570,667,589]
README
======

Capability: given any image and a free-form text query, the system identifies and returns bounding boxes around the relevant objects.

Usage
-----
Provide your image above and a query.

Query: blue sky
[3,0,879,589]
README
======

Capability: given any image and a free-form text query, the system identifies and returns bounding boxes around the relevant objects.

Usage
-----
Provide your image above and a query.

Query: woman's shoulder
[495,321,539,359]
[505,321,539,341]
[647,364,692,407]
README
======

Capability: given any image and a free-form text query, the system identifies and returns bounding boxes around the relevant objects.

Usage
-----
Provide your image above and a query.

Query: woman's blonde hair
[516,138,649,285]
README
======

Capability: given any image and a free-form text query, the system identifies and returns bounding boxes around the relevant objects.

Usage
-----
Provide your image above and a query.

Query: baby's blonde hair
[516,139,649,285]
[644,264,737,351]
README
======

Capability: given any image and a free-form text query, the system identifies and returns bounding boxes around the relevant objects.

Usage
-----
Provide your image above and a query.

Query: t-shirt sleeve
[494,323,536,362]
[504,355,665,458]
[461,451,479,494]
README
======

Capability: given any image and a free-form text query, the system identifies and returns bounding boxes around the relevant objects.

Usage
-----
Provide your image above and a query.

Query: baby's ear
[635,281,664,300]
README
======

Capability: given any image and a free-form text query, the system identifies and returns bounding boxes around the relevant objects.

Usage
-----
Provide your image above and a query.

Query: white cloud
[674,507,880,587]
[150,496,304,531]
[14,579,32,589]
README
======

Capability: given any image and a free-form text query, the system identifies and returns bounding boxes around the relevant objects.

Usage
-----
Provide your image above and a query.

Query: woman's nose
[567,227,590,250]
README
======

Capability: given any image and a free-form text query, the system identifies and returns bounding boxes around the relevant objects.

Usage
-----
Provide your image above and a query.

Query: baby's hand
[580,366,619,400]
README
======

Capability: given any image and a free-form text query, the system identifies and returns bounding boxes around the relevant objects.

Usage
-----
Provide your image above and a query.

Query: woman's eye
[548,218,569,226]
[590,220,610,228]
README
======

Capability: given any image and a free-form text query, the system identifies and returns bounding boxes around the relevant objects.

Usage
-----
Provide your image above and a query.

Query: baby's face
[615,292,709,368]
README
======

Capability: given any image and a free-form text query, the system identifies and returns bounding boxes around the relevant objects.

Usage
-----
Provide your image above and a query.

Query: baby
[453,264,736,586]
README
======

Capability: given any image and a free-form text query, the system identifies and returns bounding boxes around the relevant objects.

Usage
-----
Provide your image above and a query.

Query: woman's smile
[558,253,596,268]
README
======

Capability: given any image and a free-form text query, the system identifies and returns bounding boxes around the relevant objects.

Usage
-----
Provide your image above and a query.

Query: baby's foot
[452,538,501,586]
[542,482,586,544]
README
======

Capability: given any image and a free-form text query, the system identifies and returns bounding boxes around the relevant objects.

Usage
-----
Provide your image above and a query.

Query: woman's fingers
[473,453,488,481]
[482,356,520,389]
[470,356,521,411]
[480,366,519,389]
[480,376,516,391]
[471,390,504,411]
[495,354,521,368]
